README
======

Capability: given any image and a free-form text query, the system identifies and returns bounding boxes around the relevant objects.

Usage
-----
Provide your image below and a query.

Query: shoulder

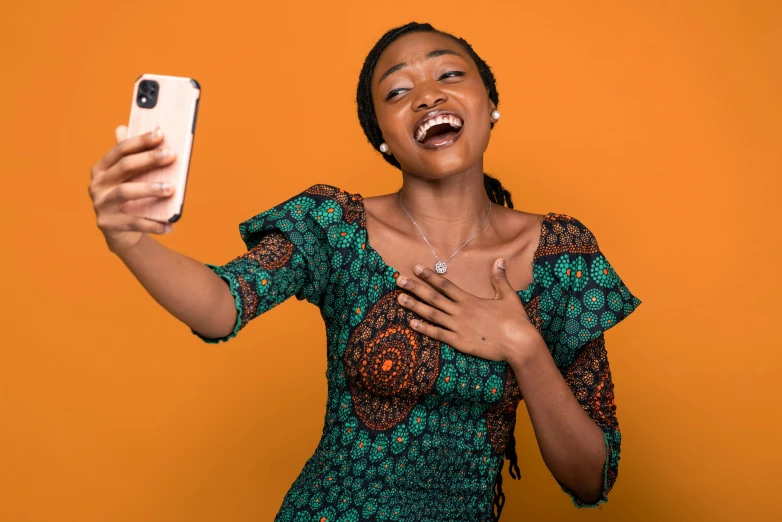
[540,212,601,255]
[247,184,364,226]
[295,184,365,227]
[300,184,361,204]
[238,184,365,249]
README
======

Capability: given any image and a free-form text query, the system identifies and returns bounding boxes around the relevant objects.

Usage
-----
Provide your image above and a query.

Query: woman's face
[371,31,497,179]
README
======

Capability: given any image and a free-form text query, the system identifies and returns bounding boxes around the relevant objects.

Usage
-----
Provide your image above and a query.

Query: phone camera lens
[137,79,159,109]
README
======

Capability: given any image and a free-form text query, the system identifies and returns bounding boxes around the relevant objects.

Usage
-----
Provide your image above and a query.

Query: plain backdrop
[1,1,780,521]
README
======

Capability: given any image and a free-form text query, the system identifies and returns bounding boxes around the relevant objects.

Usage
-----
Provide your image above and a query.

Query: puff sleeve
[537,215,642,368]
[535,214,642,507]
[192,187,333,343]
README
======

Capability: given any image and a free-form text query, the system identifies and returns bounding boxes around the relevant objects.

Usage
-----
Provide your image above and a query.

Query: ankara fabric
[193,185,642,521]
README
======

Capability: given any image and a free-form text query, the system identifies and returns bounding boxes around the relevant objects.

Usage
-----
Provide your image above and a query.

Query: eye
[384,71,466,101]
[439,71,465,80]
[385,88,406,101]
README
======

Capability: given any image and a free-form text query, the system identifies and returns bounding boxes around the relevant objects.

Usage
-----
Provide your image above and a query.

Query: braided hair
[356,22,520,520]
[356,21,514,210]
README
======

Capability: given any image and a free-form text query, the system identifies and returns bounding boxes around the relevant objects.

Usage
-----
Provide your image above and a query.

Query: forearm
[507,339,606,504]
[113,233,238,338]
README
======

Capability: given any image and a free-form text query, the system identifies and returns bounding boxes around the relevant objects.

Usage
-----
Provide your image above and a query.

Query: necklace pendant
[435,261,447,274]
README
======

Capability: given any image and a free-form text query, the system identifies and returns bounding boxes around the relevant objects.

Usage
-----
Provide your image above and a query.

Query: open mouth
[413,112,464,150]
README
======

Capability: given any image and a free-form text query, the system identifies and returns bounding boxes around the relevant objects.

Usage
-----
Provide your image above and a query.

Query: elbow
[574,485,604,506]
[562,440,610,507]
[564,470,607,508]
[190,295,241,343]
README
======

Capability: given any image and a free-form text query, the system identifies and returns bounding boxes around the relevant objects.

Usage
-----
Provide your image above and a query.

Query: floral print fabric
[193,185,642,520]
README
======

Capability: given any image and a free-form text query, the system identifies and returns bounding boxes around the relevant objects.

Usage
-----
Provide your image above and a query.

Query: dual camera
[136,80,159,108]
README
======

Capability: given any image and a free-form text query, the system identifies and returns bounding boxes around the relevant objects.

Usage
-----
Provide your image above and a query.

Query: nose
[411,81,448,110]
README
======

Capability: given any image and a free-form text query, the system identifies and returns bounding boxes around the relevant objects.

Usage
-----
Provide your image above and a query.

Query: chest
[340,285,542,397]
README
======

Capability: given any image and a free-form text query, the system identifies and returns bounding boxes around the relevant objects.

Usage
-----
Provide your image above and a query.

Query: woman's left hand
[395,259,545,363]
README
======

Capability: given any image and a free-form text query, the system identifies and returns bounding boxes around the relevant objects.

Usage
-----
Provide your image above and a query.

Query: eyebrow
[377,49,465,84]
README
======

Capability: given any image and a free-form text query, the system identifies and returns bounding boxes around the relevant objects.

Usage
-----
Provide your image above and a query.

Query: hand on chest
[342,289,515,429]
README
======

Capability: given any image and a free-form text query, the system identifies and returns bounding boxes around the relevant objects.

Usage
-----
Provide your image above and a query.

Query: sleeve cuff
[558,430,615,508]
[191,264,244,344]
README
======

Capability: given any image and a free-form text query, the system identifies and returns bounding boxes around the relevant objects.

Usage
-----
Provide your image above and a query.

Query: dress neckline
[353,191,553,297]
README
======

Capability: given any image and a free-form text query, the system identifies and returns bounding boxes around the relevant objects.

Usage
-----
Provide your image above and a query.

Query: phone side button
[192,97,200,134]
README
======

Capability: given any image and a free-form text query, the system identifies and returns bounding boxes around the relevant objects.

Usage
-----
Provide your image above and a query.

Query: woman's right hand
[88,125,178,254]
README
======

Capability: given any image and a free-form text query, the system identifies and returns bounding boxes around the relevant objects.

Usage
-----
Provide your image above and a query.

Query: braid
[356,22,515,208]
[491,432,522,521]
[492,457,506,520]
[484,172,514,208]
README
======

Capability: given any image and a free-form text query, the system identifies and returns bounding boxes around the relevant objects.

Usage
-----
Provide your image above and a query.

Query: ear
[488,99,498,128]
[487,96,497,113]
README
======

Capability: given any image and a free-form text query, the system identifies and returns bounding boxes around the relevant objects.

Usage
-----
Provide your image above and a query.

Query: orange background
[1,1,780,521]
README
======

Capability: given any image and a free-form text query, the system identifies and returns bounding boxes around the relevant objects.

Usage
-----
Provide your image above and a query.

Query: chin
[417,134,488,177]
[405,148,483,179]
[427,157,475,177]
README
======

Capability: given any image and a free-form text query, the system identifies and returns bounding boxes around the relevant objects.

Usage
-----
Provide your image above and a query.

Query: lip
[412,109,465,151]
[417,125,464,150]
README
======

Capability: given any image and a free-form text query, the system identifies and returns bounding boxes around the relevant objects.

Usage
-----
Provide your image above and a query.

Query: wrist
[107,231,147,258]
[504,330,549,367]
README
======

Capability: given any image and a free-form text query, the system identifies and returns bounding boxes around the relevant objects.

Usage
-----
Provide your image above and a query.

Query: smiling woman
[88,20,642,522]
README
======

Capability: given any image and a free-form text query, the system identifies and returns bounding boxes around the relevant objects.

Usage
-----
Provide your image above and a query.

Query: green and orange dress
[193,184,642,521]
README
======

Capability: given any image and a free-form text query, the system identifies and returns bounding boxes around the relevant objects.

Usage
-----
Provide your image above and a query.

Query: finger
[97,126,164,172]
[408,318,457,346]
[396,274,457,314]
[490,258,515,299]
[115,125,128,144]
[97,214,173,235]
[397,292,456,330]
[97,181,175,208]
[100,146,176,186]
[412,265,469,303]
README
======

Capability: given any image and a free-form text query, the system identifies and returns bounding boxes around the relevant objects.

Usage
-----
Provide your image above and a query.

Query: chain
[398,191,492,273]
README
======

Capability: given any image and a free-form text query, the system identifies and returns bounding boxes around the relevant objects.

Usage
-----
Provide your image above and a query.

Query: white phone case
[122,73,200,223]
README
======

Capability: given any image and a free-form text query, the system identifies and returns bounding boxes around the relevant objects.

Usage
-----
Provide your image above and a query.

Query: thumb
[491,258,514,299]
[115,125,128,144]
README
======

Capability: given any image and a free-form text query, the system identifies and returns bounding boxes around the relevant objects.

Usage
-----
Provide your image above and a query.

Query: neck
[398,165,494,254]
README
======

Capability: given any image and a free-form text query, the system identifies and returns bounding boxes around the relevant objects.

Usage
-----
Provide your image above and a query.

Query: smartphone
[121,73,200,223]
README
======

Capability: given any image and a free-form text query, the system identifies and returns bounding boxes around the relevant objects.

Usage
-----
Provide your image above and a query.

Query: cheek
[464,118,492,155]
[375,106,409,144]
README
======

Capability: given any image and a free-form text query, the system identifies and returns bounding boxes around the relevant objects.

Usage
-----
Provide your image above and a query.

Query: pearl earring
[379,143,389,153]
[491,110,501,121]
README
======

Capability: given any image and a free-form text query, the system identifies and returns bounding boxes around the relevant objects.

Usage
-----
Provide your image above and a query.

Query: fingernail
[413,265,424,275]
[149,127,162,139]
[498,259,506,270]
[397,276,408,286]
[155,182,171,192]
[399,294,408,304]
[156,148,170,159]
[410,319,419,328]
[164,225,173,234]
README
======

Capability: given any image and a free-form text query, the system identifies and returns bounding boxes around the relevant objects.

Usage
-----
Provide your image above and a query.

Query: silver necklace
[398,191,492,274]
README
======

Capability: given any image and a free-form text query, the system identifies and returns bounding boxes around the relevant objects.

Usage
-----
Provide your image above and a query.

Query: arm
[113,233,238,340]
[507,332,618,506]
[89,126,238,339]
[391,261,618,505]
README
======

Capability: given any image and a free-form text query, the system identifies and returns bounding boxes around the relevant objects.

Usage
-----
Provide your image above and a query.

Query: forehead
[373,32,470,83]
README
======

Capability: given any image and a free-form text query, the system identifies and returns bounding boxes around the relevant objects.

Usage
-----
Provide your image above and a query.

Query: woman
[88,22,641,522]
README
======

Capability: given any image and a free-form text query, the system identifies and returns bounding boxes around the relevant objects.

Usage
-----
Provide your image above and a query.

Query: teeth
[415,114,463,142]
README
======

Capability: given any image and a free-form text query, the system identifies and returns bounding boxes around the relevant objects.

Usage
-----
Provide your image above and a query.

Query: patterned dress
[192,185,642,521]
